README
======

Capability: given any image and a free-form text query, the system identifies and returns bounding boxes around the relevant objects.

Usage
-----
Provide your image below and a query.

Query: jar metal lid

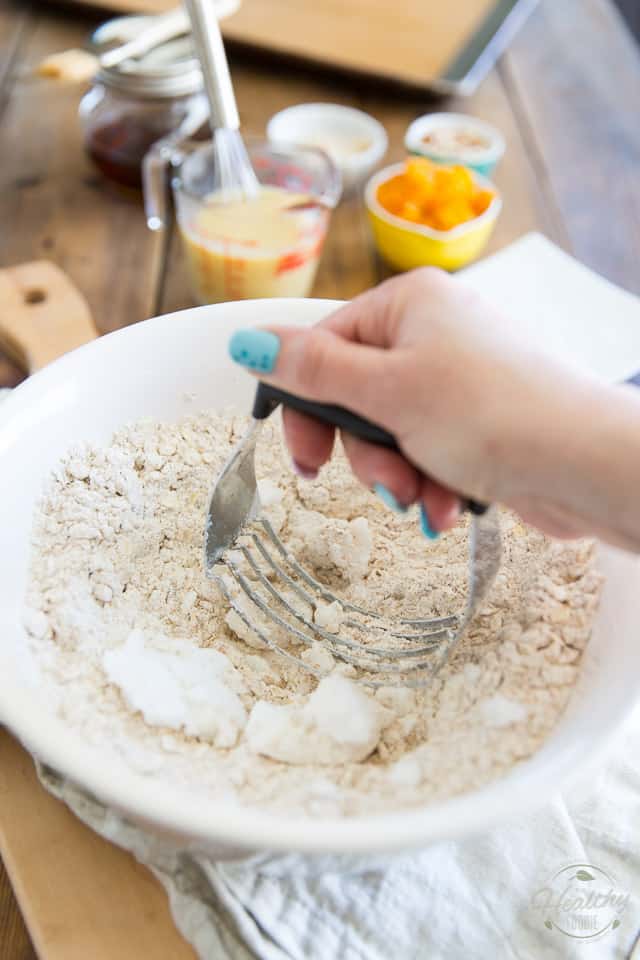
[91,17,204,99]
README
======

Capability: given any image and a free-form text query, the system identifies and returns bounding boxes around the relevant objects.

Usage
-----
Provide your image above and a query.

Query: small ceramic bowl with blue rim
[404,112,505,178]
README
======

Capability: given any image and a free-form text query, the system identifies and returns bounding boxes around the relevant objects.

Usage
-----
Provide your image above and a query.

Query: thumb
[229,325,403,431]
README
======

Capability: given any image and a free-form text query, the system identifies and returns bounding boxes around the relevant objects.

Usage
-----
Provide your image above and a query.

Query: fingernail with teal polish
[374,483,407,514]
[420,504,439,540]
[229,329,280,374]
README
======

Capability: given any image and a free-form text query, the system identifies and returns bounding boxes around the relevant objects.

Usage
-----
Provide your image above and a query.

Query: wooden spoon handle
[0,261,97,374]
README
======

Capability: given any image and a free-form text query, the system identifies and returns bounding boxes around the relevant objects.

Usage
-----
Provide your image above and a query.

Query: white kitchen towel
[39,703,640,960]
[463,232,640,384]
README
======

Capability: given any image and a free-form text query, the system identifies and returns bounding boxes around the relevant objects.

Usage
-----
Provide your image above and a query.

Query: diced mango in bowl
[365,157,501,271]
[376,157,495,232]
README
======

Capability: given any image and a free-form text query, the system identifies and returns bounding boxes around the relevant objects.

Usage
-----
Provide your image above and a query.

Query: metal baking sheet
[219,0,541,96]
[439,0,540,94]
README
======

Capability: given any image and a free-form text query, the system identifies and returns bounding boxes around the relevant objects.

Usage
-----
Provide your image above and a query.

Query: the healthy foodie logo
[530,863,629,941]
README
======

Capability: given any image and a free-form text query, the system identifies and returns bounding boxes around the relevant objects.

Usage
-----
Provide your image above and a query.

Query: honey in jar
[79,25,207,188]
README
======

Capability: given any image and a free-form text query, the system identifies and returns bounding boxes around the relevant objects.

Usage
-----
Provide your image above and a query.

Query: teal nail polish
[420,504,439,540]
[373,483,407,514]
[229,329,280,374]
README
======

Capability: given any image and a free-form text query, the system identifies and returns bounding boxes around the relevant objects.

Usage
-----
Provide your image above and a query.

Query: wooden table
[0,0,639,955]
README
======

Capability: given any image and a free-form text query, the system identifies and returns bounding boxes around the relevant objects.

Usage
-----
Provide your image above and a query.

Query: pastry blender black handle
[253,381,487,516]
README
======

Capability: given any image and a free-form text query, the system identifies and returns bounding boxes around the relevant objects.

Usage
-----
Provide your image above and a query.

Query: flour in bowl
[23,411,602,816]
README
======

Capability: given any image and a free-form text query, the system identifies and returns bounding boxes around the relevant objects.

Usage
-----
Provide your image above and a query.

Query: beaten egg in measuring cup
[178,186,330,304]
[167,141,341,304]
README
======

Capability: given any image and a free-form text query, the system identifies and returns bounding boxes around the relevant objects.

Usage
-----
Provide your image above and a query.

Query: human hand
[229,268,640,547]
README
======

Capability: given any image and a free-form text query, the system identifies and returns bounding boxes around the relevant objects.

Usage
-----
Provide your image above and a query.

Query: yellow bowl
[364,162,502,272]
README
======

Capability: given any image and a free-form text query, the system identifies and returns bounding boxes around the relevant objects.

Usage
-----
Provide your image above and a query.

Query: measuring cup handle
[252,382,487,516]
[142,141,177,232]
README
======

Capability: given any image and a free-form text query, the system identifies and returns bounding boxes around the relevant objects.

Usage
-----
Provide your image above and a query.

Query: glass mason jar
[79,28,208,189]
[144,139,342,303]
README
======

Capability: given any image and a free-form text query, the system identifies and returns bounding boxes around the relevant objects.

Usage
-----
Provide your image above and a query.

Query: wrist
[504,375,640,545]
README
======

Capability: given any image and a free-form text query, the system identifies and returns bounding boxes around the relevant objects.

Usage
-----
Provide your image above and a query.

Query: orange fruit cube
[404,157,436,202]
[377,175,401,199]
[377,175,407,215]
[450,165,475,198]
[399,200,422,223]
[432,200,476,231]
[433,164,474,204]
[472,188,494,215]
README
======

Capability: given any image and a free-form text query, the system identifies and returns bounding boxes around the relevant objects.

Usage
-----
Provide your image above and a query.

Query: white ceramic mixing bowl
[1,298,639,859]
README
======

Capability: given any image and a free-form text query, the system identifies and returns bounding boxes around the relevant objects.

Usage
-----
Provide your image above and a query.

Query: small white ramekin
[267,103,388,193]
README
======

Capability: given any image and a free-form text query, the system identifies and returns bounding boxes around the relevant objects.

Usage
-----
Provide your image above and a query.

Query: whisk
[184,0,259,199]
[204,383,502,688]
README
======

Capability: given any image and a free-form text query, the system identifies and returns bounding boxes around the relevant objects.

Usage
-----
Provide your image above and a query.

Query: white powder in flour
[102,630,247,747]
[246,675,385,765]
[23,410,602,816]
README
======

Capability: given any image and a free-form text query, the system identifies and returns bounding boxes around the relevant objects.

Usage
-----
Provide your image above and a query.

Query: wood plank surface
[500,0,640,293]
[0,864,35,960]
[0,0,32,387]
[1,0,639,956]
[0,4,162,338]
[0,1,28,105]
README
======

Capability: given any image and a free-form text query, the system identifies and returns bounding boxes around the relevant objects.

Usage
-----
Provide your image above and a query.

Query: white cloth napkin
[38,703,640,960]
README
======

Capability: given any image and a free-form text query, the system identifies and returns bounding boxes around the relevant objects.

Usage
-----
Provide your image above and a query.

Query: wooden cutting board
[220,0,498,87]
[44,0,529,91]
[0,261,196,960]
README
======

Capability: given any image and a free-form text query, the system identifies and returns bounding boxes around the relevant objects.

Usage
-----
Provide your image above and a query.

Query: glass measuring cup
[144,140,341,304]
